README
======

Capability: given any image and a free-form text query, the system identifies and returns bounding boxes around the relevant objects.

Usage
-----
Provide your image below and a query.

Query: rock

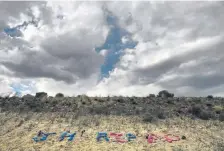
[181,136,186,140]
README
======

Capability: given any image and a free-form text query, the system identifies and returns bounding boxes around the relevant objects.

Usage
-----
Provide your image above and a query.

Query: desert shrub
[207,95,213,99]
[157,111,166,119]
[219,112,224,121]
[131,99,138,105]
[94,120,100,126]
[79,94,92,105]
[116,97,124,103]
[149,94,155,97]
[26,99,41,110]
[51,99,59,106]
[90,105,110,115]
[167,99,174,104]
[205,102,213,107]
[190,104,201,116]
[213,105,223,114]
[158,90,174,98]
[61,100,72,106]
[198,110,213,120]
[80,119,91,127]
[55,93,64,97]
[35,92,47,98]
[143,114,155,123]
[22,94,34,101]
[172,146,185,151]
[213,141,224,151]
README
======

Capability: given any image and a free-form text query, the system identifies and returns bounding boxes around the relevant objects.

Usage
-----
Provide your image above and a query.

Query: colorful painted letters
[96,132,109,142]
[96,132,136,143]
[126,133,137,142]
[146,133,180,144]
[109,132,127,143]
[59,132,76,142]
[32,131,181,144]
[33,132,56,142]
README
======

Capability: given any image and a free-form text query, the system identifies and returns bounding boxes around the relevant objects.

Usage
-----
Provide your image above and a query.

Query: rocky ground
[0,92,223,151]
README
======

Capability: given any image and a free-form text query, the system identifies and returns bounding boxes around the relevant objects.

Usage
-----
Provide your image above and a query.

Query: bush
[35,92,47,98]
[143,114,155,123]
[172,147,185,151]
[207,95,213,99]
[131,99,138,105]
[149,94,155,97]
[157,111,166,119]
[55,93,64,97]
[80,94,91,105]
[213,141,224,151]
[116,97,125,103]
[23,94,34,101]
[91,105,110,115]
[190,105,201,116]
[199,110,213,120]
[167,99,174,104]
[219,112,224,121]
[213,105,223,114]
[158,90,174,98]
[205,102,213,107]
[51,99,58,106]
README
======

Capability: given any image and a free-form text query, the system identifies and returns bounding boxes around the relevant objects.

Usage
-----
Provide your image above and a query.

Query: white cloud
[0,1,109,96]
[1,1,224,97]
[121,36,130,44]
[0,78,14,96]
[89,1,224,97]
[99,49,109,57]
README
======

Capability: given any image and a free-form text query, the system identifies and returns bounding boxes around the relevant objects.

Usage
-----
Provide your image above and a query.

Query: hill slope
[0,95,223,151]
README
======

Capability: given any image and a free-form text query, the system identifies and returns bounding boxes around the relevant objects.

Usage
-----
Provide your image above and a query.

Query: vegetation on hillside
[0,90,223,150]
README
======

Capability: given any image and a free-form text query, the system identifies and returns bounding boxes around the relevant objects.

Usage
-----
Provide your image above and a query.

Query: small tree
[35,92,47,98]
[207,95,213,99]
[55,93,64,97]
[158,90,174,98]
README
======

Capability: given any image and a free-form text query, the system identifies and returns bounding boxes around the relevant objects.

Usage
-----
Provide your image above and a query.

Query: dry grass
[0,112,223,151]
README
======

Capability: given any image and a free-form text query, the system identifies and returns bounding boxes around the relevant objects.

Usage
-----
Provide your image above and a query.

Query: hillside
[0,92,224,151]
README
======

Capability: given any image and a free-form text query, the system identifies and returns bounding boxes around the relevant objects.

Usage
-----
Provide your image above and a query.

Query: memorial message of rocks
[32,131,183,144]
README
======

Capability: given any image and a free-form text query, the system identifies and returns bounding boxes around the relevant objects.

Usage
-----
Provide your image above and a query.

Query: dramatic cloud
[0,1,224,97]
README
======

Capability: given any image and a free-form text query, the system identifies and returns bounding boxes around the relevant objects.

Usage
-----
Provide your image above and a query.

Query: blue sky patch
[4,27,23,38]
[10,82,35,96]
[96,12,138,80]
[3,20,38,38]
[10,83,23,96]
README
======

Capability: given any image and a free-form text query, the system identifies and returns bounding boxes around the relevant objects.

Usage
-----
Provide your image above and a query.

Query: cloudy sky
[0,1,224,97]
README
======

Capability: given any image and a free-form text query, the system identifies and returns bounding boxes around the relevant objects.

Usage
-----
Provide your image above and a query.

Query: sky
[0,1,224,97]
